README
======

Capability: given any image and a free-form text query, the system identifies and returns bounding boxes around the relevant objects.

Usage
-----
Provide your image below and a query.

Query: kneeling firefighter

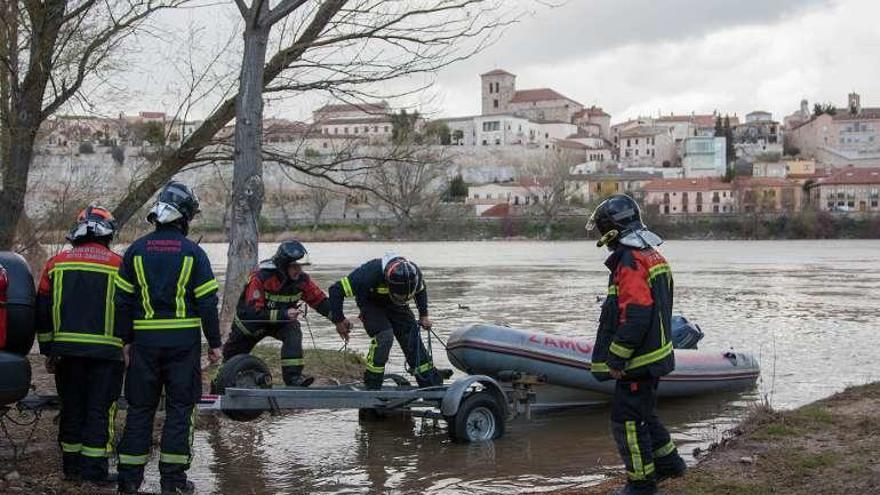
[222,240,337,386]
[327,254,442,389]
[35,205,125,486]
[586,194,687,495]
[114,181,222,495]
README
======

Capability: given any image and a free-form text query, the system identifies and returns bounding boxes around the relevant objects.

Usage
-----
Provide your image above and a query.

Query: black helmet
[384,257,421,305]
[146,181,201,225]
[586,194,653,248]
[66,204,117,244]
[272,240,311,272]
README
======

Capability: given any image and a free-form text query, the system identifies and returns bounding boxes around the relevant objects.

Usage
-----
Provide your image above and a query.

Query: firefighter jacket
[590,246,675,381]
[35,242,124,361]
[232,261,332,335]
[114,225,221,349]
[327,258,427,323]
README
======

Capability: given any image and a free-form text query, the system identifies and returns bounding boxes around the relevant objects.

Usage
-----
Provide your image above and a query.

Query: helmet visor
[585,210,598,232]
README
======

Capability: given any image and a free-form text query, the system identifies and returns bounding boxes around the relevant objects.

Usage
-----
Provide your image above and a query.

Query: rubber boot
[161,480,195,495]
[414,368,443,388]
[655,452,687,482]
[284,374,315,387]
[363,370,384,390]
[62,452,82,481]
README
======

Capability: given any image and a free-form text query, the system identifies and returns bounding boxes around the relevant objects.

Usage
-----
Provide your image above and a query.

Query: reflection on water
[176,240,880,494]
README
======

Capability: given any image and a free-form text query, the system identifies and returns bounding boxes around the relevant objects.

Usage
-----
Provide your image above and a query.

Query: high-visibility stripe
[365,363,385,373]
[654,440,676,458]
[194,278,219,298]
[81,445,109,458]
[266,292,300,303]
[627,463,655,481]
[160,452,190,464]
[233,316,254,337]
[50,262,118,275]
[340,277,354,297]
[626,421,644,480]
[105,272,116,336]
[365,338,384,373]
[280,358,304,366]
[416,362,434,374]
[610,341,634,359]
[376,286,389,295]
[270,309,280,322]
[133,256,154,319]
[626,342,673,371]
[591,361,609,373]
[106,401,118,454]
[115,275,136,293]
[175,256,194,318]
[37,332,54,343]
[607,284,619,296]
[52,270,63,333]
[61,442,82,453]
[647,263,671,285]
[119,453,149,465]
[133,318,201,330]
[659,310,667,347]
[53,332,123,348]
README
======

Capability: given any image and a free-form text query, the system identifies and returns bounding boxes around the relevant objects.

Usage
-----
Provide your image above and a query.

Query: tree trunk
[220,15,271,331]
[0,130,37,249]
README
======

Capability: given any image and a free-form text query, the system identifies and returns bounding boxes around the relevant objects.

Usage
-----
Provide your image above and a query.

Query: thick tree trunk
[0,133,37,248]
[220,17,271,331]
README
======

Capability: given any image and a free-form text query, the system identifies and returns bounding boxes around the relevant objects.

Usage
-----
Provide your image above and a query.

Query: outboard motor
[671,315,704,350]
[0,252,35,406]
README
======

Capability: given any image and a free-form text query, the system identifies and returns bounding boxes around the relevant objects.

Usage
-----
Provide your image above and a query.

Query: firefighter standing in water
[586,194,687,495]
[327,254,442,390]
[222,240,338,386]
[114,182,222,495]
[35,205,125,486]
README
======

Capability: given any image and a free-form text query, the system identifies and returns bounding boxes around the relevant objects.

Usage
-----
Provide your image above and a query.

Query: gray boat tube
[446,324,760,398]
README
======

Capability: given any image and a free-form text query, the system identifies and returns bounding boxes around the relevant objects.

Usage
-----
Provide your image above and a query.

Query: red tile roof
[734,177,797,188]
[480,203,511,217]
[832,108,880,121]
[554,139,587,150]
[510,88,579,104]
[481,69,515,77]
[620,125,669,137]
[817,167,880,185]
[315,101,389,115]
[643,178,733,192]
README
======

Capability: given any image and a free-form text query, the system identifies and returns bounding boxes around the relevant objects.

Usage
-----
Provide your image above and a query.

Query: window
[364,126,369,133]
[482,121,500,131]
[474,193,480,199]
[488,83,493,94]
[344,127,349,134]
[495,82,499,93]
[354,127,358,134]
[627,139,631,147]
[664,205,670,214]
[663,193,670,203]
[373,126,378,132]
[494,99,499,108]
[635,149,639,156]
[384,126,389,132]
[322,142,328,149]
[635,138,640,145]
[697,192,703,202]
[713,192,720,202]
[697,205,702,212]
[334,128,339,134]
[482,140,488,145]
[713,205,719,213]
[495,138,501,145]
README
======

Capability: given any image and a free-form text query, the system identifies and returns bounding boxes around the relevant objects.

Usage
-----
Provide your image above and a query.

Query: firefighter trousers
[223,319,305,385]
[117,343,201,490]
[359,302,441,389]
[610,377,683,494]
[54,356,124,481]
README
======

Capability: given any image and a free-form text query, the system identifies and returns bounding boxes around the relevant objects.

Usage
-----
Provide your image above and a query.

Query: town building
[313,101,397,142]
[681,136,727,178]
[442,114,576,148]
[466,178,552,216]
[785,92,880,167]
[808,166,880,212]
[616,125,676,168]
[480,69,584,123]
[734,177,803,213]
[734,111,782,160]
[566,171,659,204]
[642,178,736,215]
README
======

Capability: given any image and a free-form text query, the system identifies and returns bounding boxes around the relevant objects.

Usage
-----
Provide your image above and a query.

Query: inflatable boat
[446,324,759,400]
[0,252,35,407]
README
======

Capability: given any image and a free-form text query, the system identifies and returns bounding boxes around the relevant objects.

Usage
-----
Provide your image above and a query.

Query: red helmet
[67,204,117,243]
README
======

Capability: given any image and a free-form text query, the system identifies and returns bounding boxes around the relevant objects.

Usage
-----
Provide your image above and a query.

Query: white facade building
[681,136,727,178]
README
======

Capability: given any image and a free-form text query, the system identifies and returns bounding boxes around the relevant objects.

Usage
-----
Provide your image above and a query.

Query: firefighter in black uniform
[222,240,336,386]
[327,254,442,390]
[35,205,124,486]
[586,194,687,495]
[114,182,222,495]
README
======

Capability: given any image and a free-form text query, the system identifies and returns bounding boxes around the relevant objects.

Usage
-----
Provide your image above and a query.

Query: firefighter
[114,181,222,495]
[586,194,687,495]
[327,253,442,390]
[34,205,124,486]
[222,240,336,386]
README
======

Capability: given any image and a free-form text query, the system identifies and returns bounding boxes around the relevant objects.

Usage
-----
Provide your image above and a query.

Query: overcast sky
[115,0,879,124]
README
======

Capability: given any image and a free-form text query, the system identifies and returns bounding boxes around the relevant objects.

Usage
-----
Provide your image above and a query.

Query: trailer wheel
[212,354,272,422]
[446,391,504,443]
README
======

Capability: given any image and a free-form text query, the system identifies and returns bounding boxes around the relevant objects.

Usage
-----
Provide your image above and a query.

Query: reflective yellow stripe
[365,338,384,373]
[61,442,82,453]
[175,256,194,318]
[626,421,644,480]
[194,278,219,298]
[233,316,254,337]
[53,332,123,348]
[133,318,201,330]
[654,440,676,458]
[160,452,190,464]
[133,256,154,319]
[340,277,354,297]
[591,361,609,373]
[269,309,280,322]
[266,292,300,303]
[626,342,673,371]
[50,262,118,276]
[114,274,136,293]
[119,453,149,465]
[607,284,619,296]
[647,263,671,285]
[659,310,667,347]
[52,271,63,333]
[280,358,304,366]
[105,272,116,336]
[81,445,109,458]
[37,332,54,343]
[106,401,118,454]
[416,362,434,374]
[376,285,389,295]
[610,341,634,359]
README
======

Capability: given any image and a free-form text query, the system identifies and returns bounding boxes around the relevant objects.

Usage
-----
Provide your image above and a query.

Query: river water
[145,240,880,494]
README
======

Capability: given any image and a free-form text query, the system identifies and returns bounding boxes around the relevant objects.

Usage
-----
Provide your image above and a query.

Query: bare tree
[0,0,185,249]
[365,147,448,232]
[522,149,580,238]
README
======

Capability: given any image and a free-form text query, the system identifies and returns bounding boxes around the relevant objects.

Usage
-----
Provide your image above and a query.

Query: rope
[0,406,42,463]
